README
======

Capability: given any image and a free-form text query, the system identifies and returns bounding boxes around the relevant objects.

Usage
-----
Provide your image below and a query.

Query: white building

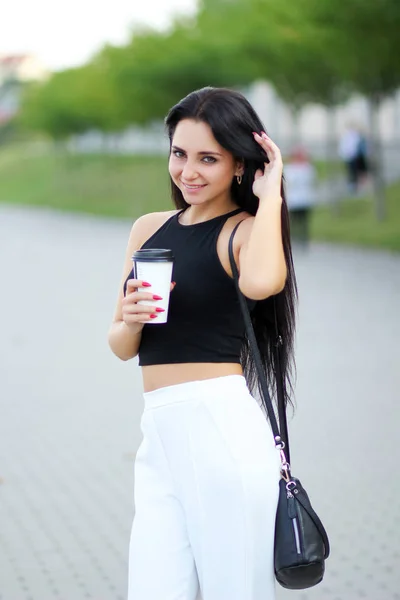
[247,80,400,154]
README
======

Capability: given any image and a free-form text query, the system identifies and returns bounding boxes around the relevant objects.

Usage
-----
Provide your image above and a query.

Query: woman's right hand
[122,279,175,332]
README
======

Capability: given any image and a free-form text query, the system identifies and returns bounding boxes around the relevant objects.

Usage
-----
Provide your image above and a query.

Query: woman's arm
[237,133,287,300]
[108,319,143,362]
[108,212,170,361]
[108,216,148,361]
[238,200,286,301]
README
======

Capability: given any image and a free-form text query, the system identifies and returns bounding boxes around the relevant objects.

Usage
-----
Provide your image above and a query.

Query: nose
[181,160,199,181]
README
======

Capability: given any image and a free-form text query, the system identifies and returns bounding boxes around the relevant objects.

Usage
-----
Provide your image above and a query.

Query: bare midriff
[141,362,243,392]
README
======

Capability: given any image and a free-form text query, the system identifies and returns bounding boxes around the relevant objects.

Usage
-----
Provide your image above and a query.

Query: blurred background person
[354,126,370,189]
[285,146,316,248]
[338,122,370,194]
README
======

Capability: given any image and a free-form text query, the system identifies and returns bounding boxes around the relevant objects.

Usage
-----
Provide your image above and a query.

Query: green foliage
[16,0,400,136]
[297,0,400,98]
[100,19,253,125]
[19,61,124,138]
[197,0,344,107]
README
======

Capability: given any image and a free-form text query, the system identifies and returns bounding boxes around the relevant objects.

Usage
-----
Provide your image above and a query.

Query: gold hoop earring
[237,175,242,185]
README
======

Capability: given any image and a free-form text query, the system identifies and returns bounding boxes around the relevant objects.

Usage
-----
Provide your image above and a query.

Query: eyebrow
[172,145,223,156]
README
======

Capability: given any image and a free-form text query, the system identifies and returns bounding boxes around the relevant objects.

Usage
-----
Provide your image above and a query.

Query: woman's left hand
[252,131,283,200]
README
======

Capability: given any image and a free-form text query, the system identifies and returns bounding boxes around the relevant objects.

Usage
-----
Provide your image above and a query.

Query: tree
[99,19,255,127]
[297,0,400,219]
[20,62,124,138]
[198,0,346,133]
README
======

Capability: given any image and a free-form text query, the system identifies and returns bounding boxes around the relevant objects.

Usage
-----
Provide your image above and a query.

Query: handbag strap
[228,221,291,464]
[274,307,291,464]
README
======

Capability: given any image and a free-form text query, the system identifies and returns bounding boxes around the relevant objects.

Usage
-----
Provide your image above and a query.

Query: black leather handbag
[228,223,330,590]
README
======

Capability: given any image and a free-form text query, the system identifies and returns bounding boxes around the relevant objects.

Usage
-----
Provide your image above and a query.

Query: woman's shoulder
[219,210,254,252]
[131,209,180,245]
[125,210,180,254]
[136,209,180,230]
[232,211,254,239]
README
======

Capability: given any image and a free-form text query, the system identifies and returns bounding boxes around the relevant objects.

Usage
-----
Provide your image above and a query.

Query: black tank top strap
[211,207,245,240]
[174,206,244,226]
[225,207,244,218]
[218,207,244,224]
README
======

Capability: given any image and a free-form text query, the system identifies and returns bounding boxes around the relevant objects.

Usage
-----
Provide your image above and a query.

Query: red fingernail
[153,294,163,300]
[150,314,157,319]
[172,281,176,285]
[142,281,151,287]
[155,308,165,313]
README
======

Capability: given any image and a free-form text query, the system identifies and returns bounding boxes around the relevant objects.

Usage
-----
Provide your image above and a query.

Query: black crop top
[123,207,256,366]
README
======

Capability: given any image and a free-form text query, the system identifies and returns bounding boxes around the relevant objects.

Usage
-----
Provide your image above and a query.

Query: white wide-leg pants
[128,375,280,600]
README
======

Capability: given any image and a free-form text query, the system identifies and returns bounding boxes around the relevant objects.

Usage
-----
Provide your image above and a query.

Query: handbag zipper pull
[287,493,297,519]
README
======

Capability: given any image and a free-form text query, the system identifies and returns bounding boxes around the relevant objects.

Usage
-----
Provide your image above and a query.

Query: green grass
[0,146,399,251]
[0,146,342,218]
[282,157,343,181]
[313,159,344,181]
[311,184,400,252]
[0,148,172,219]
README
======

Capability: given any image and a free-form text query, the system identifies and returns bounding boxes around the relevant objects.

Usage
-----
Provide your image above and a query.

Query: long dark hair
[165,87,298,410]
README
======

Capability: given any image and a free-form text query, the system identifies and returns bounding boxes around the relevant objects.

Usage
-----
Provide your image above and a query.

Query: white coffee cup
[132,249,174,324]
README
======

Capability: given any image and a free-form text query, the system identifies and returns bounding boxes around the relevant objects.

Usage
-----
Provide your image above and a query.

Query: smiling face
[169,119,242,208]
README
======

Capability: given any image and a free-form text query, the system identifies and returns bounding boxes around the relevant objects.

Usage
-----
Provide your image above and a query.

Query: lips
[181,181,207,191]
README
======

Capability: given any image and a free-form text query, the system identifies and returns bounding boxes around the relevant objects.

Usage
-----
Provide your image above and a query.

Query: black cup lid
[132,249,174,262]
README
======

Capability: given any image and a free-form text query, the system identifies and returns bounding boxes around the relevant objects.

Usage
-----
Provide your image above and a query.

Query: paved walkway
[0,204,399,600]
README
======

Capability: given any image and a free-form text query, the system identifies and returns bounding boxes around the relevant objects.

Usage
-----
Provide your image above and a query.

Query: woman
[108,87,297,600]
